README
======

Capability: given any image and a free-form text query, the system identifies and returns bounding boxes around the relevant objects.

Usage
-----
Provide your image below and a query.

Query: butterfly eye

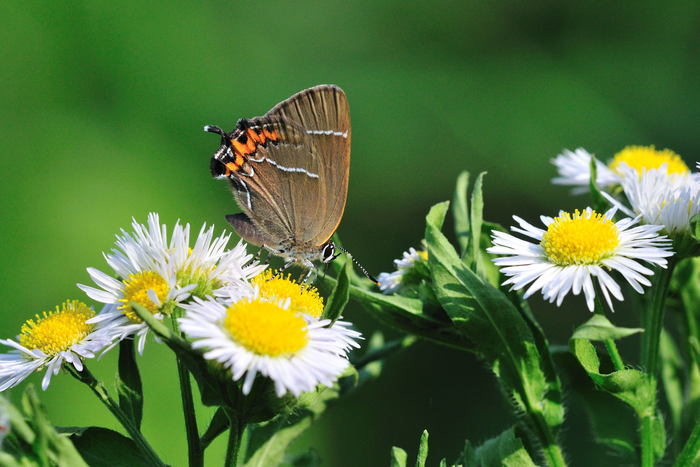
[321,243,336,263]
[210,156,228,179]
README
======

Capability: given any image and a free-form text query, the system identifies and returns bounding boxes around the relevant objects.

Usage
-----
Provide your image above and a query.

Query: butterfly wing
[264,84,351,246]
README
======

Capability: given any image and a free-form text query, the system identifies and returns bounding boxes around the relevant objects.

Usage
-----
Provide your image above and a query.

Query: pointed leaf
[461,428,537,467]
[200,408,229,449]
[452,171,470,255]
[469,172,485,276]
[425,202,565,454]
[323,257,350,324]
[70,427,150,467]
[116,339,143,429]
[571,314,643,341]
[390,447,407,467]
[415,430,429,467]
[243,386,339,467]
[588,155,611,212]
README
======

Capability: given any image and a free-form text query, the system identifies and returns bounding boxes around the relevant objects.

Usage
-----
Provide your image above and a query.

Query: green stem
[640,263,676,467]
[172,315,203,467]
[674,417,700,467]
[67,365,165,467]
[224,414,241,467]
[604,339,625,371]
[593,295,625,371]
[642,264,675,374]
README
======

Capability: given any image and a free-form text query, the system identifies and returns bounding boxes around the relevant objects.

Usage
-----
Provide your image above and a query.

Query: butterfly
[205,85,375,282]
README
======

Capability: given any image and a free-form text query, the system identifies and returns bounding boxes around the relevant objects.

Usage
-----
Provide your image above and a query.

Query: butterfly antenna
[334,244,379,285]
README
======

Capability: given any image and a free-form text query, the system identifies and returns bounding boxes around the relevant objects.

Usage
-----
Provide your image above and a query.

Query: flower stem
[67,364,165,467]
[593,295,625,371]
[172,315,203,467]
[640,262,676,467]
[224,413,241,467]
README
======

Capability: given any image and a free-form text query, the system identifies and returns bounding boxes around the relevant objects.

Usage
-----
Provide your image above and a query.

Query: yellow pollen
[609,145,688,175]
[223,299,308,356]
[19,300,95,355]
[540,210,620,266]
[417,250,428,261]
[118,271,169,322]
[252,270,324,318]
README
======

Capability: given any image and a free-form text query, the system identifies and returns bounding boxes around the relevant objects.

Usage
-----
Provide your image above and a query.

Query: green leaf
[116,339,143,430]
[553,349,638,460]
[571,314,643,341]
[426,203,564,432]
[570,339,653,414]
[469,172,485,276]
[390,447,407,467]
[415,430,428,467]
[323,257,350,324]
[476,429,537,467]
[200,408,229,449]
[16,386,88,467]
[243,386,339,467]
[660,329,684,444]
[70,427,150,467]
[452,171,470,256]
[588,154,611,212]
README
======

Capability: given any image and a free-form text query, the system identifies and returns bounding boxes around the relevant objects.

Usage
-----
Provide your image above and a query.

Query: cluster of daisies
[379,145,699,312]
[0,214,360,397]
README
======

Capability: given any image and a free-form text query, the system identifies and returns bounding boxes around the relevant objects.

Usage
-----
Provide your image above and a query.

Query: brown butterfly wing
[264,85,351,246]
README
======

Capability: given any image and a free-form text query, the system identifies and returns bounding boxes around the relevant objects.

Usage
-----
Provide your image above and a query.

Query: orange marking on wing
[246,128,261,143]
[225,162,239,173]
[232,139,248,155]
[234,154,244,166]
[245,138,256,153]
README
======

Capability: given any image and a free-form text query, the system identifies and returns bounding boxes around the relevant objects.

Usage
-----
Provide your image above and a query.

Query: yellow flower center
[252,270,324,318]
[417,250,428,261]
[223,299,308,356]
[541,210,619,266]
[19,300,95,355]
[608,145,688,175]
[118,271,169,322]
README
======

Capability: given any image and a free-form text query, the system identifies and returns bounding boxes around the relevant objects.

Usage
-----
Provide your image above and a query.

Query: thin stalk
[172,315,203,467]
[640,262,676,467]
[224,414,241,467]
[674,418,700,467]
[593,295,625,371]
[67,365,165,467]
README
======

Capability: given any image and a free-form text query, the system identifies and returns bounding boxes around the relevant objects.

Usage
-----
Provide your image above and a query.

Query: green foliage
[571,314,643,341]
[116,339,143,430]
[460,428,537,467]
[425,200,564,446]
[553,348,638,460]
[587,155,611,213]
[322,257,350,324]
[69,427,151,467]
[0,387,87,467]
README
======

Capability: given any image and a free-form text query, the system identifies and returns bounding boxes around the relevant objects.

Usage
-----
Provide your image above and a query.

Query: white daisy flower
[78,213,267,353]
[552,146,691,193]
[610,165,700,236]
[0,300,116,391]
[113,213,266,299]
[179,290,362,397]
[377,247,428,294]
[487,208,673,311]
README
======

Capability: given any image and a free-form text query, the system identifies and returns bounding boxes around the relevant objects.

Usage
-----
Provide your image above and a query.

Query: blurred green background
[2,1,699,465]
